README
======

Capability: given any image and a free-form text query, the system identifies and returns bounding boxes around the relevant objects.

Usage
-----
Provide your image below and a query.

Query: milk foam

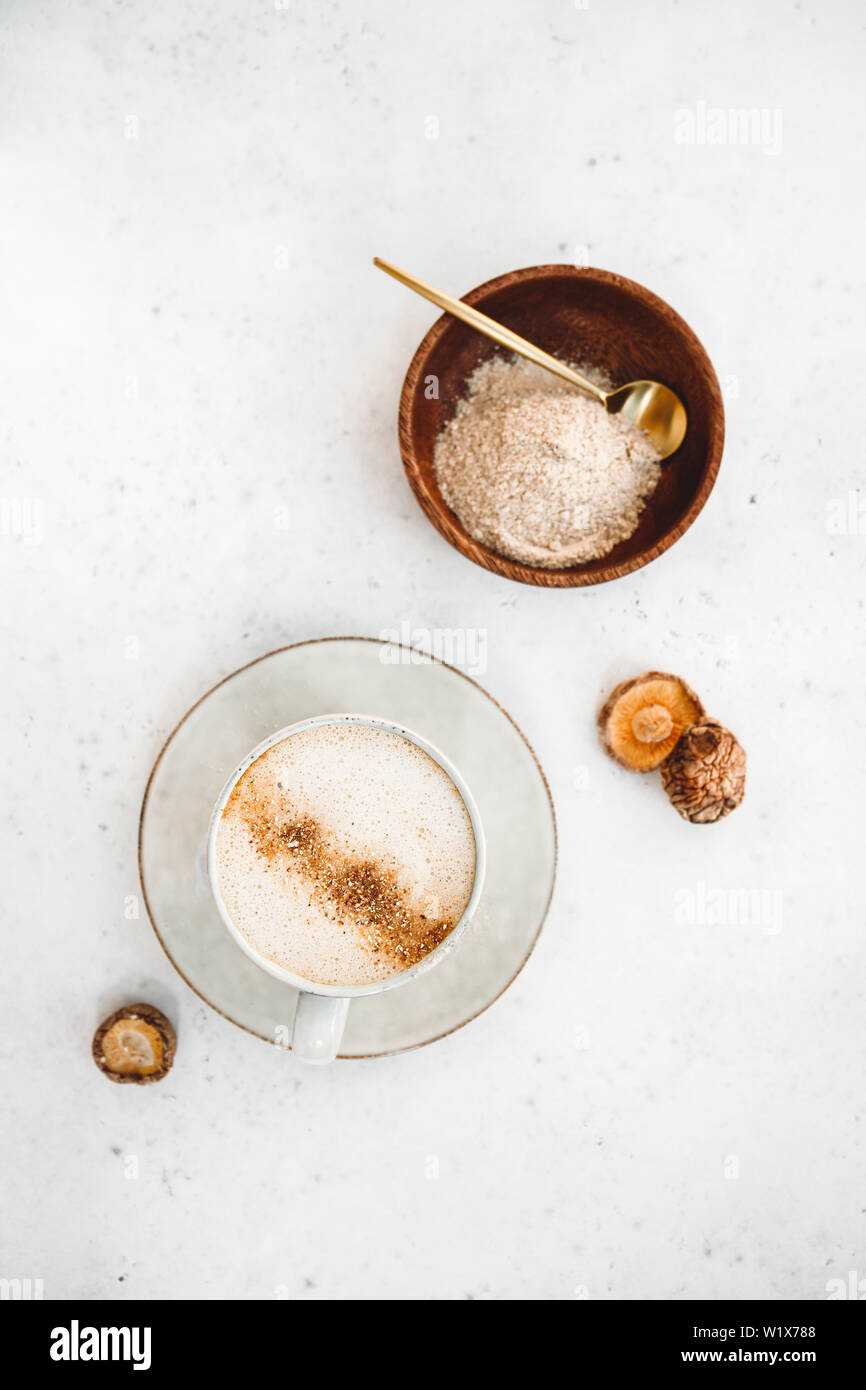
[215,722,477,986]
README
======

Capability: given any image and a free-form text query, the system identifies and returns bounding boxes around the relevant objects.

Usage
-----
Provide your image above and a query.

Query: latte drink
[213,721,477,987]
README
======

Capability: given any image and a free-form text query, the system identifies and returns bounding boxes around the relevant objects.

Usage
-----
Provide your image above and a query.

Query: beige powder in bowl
[432,354,662,568]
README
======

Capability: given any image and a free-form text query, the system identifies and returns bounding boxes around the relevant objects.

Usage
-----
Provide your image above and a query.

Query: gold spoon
[374,257,687,459]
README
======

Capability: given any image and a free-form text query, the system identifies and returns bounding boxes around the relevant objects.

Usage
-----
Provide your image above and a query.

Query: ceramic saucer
[139,638,556,1058]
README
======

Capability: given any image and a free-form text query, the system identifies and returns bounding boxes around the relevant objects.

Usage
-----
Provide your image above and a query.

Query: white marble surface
[2,0,864,1301]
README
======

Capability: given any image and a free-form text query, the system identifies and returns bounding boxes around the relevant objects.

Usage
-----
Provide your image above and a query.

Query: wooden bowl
[398,265,725,587]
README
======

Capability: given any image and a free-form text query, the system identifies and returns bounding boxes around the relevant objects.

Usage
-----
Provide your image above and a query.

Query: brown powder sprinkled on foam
[433,354,662,568]
[225,785,457,973]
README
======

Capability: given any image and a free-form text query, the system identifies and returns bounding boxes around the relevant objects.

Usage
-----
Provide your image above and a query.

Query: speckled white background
[2,0,864,1301]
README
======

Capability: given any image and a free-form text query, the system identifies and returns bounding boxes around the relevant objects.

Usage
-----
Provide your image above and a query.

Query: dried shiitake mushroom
[661,718,746,824]
[598,671,704,772]
[92,1003,176,1085]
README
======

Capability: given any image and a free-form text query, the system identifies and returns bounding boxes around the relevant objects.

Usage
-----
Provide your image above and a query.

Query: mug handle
[292,993,350,1065]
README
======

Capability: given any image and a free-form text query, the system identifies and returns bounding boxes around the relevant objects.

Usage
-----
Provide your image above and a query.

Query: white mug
[207,713,486,1064]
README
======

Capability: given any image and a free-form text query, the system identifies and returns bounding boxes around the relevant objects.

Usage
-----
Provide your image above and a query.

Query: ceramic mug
[207,713,486,1064]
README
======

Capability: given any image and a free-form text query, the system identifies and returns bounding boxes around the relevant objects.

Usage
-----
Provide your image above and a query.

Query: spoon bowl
[606,379,688,457]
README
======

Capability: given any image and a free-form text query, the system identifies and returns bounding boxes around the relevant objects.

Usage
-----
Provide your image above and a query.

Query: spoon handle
[373,257,605,405]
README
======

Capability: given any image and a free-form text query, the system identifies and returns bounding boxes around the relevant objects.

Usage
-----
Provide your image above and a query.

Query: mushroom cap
[92,1003,176,1084]
[598,671,705,772]
[660,718,746,823]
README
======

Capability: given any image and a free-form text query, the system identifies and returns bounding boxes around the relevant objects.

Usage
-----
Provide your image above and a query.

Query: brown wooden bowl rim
[398,263,725,589]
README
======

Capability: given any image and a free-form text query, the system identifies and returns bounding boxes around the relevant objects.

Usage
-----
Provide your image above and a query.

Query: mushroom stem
[631,704,673,744]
